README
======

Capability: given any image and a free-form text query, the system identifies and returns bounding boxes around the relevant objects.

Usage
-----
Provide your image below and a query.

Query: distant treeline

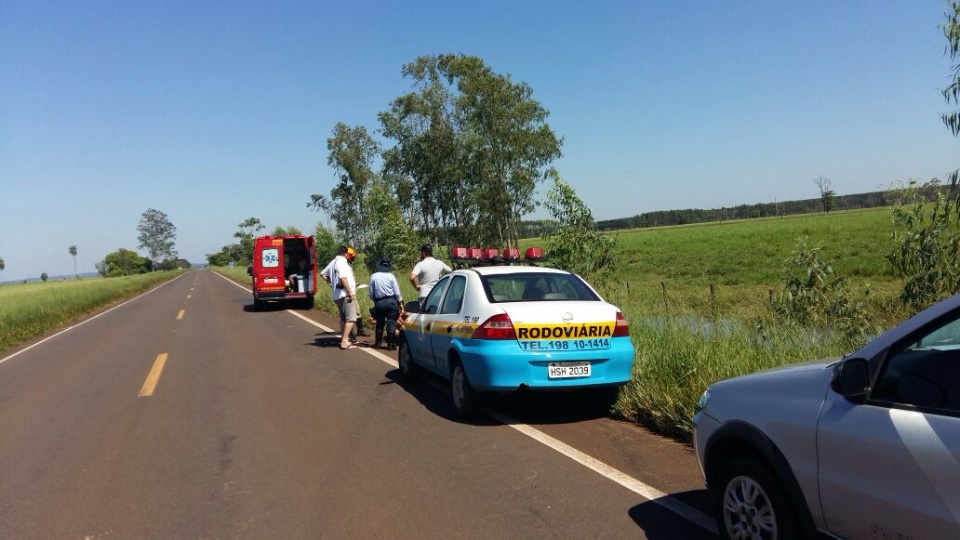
[516,184,954,239]
[593,191,898,231]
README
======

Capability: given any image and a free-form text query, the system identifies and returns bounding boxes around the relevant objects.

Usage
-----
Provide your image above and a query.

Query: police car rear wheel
[398,338,418,380]
[450,360,478,417]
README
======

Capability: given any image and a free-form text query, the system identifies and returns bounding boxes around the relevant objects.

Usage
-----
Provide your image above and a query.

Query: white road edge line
[0,273,189,367]
[214,270,717,535]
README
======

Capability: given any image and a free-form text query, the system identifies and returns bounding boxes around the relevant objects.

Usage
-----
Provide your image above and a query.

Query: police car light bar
[450,246,546,267]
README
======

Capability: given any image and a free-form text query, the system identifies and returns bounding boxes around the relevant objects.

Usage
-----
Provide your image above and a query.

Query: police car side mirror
[404,301,421,314]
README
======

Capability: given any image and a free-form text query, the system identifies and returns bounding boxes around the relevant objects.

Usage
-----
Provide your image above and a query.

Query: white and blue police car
[397,247,635,417]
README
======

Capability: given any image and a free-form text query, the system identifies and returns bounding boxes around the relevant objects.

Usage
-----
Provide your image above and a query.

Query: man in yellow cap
[321,245,359,349]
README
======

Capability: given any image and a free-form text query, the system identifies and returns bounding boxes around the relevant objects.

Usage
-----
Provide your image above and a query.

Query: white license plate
[264,278,279,284]
[548,362,591,379]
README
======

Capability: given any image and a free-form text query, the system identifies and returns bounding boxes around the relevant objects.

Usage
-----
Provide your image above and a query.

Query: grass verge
[0,271,186,355]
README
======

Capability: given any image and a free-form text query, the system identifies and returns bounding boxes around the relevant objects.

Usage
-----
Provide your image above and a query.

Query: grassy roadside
[598,207,908,440]
[0,270,186,355]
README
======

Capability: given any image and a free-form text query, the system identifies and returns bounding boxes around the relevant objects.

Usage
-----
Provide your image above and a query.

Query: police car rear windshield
[480,272,600,303]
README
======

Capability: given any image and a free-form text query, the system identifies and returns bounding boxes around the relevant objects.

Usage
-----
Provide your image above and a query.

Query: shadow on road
[379,366,620,427]
[629,490,717,539]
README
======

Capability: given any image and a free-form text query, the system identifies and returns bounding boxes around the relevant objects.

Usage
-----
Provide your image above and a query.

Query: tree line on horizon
[588,188,909,232]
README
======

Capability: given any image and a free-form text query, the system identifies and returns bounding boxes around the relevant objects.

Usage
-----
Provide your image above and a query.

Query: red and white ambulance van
[246,234,317,310]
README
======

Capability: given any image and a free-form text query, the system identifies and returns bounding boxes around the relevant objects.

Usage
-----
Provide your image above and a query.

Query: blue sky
[1,1,957,282]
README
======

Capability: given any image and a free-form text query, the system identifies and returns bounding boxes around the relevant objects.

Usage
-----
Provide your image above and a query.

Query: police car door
[429,275,467,379]
[411,276,451,373]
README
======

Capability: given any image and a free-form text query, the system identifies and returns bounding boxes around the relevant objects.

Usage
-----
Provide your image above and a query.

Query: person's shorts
[336,297,359,322]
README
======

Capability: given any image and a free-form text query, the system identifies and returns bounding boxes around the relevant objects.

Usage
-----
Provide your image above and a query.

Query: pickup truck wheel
[715,457,800,540]
[397,337,418,380]
[450,359,478,418]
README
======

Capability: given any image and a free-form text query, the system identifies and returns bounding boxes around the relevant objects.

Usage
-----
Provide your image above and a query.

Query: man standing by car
[321,245,359,350]
[410,244,451,308]
[369,256,403,350]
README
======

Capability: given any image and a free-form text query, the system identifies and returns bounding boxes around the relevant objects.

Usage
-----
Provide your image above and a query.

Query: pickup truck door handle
[446,325,453,333]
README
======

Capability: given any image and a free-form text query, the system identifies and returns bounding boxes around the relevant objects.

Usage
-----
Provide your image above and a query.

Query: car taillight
[613,311,630,337]
[472,313,516,340]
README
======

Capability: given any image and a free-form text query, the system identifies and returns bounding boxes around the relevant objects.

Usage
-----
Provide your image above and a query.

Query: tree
[943,1,960,193]
[0,255,4,271]
[814,176,836,215]
[449,54,562,246]
[887,180,960,312]
[137,209,177,267]
[104,248,151,277]
[68,245,78,278]
[379,54,562,248]
[234,217,265,264]
[379,55,462,244]
[541,170,618,284]
[272,225,303,236]
[314,222,338,267]
[309,123,382,250]
[40,272,48,282]
[95,260,108,277]
[205,244,245,266]
[362,177,421,273]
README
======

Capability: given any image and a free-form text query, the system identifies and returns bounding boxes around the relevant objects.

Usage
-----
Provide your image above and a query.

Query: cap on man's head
[420,244,433,256]
[377,257,392,272]
[346,247,356,260]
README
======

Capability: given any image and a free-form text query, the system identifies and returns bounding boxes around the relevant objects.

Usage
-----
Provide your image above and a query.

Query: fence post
[661,281,668,310]
[710,283,717,320]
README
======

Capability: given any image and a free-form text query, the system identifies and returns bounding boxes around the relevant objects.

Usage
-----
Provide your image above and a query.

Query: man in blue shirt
[368,256,403,350]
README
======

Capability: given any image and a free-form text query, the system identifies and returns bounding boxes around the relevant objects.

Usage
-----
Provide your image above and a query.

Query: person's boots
[356,317,369,336]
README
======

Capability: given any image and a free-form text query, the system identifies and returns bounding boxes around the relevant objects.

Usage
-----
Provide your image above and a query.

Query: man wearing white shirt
[410,244,451,308]
[320,245,359,350]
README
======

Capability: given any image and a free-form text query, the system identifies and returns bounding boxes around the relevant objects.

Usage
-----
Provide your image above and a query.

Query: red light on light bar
[525,247,545,260]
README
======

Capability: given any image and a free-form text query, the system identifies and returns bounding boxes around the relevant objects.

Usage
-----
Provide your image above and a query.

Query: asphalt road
[0,269,718,539]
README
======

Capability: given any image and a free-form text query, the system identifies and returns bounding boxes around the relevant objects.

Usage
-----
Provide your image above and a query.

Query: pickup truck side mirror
[403,301,421,314]
[831,357,871,403]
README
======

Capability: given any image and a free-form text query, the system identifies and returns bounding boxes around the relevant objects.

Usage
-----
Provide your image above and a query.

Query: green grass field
[600,207,906,324]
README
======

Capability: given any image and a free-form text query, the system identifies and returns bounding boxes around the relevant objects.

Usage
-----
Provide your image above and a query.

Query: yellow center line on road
[139,353,168,397]
[176,309,185,320]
